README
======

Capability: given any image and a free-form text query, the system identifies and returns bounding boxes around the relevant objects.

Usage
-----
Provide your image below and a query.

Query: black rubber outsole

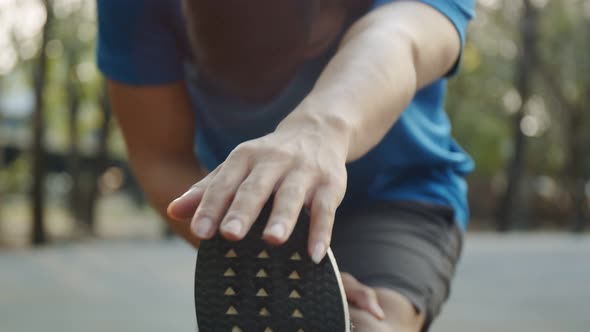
[195,200,349,332]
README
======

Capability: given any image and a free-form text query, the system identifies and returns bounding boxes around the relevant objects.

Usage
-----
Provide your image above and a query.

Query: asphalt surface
[1,234,589,332]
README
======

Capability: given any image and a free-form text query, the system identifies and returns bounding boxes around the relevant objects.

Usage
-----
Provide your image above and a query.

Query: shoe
[195,199,350,332]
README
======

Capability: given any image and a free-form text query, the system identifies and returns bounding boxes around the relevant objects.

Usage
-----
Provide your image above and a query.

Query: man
[97,0,475,331]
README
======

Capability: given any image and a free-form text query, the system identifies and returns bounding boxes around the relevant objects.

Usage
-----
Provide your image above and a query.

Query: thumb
[167,186,204,221]
[341,273,385,320]
[167,167,218,221]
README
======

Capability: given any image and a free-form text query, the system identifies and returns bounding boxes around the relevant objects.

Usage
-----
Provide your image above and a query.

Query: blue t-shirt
[97,0,475,229]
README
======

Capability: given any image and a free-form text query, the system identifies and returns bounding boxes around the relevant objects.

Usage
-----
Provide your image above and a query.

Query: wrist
[278,99,355,158]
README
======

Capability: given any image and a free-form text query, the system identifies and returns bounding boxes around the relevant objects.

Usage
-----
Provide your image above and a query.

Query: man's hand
[168,114,349,263]
[342,273,386,321]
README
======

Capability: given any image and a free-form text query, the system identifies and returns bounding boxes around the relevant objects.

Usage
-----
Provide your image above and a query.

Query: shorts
[331,200,463,331]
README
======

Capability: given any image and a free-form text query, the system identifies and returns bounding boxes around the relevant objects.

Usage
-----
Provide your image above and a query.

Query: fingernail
[372,303,386,320]
[171,188,199,208]
[169,197,183,209]
[265,223,286,240]
[311,242,326,264]
[193,218,213,238]
[183,187,202,199]
[221,219,243,237]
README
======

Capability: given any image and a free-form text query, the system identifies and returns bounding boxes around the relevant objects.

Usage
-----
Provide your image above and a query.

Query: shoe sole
[195,200,349,332]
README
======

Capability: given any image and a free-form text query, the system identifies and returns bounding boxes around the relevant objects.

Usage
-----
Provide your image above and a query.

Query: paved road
[1,234,589,332]
[434,234,590,332]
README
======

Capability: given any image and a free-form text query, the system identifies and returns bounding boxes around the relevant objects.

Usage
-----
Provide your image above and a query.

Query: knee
[377,287,425,331]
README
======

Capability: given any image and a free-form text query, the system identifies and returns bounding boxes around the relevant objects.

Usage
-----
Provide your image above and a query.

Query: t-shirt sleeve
[371,0,476,77]
[96,0,185,85]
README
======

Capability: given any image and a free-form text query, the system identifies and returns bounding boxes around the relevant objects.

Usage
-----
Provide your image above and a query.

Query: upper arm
[97,0,187,85]
[366,0,475,83]
[98,1,196,165]
[107,81,197,167]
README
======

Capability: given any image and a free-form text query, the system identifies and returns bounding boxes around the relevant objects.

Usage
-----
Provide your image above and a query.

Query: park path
[1,234,589,332]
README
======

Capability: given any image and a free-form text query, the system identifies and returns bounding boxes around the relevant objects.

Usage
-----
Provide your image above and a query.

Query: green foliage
[447,0,590,182]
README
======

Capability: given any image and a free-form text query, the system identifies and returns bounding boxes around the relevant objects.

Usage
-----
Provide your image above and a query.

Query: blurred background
[0,0,588,331]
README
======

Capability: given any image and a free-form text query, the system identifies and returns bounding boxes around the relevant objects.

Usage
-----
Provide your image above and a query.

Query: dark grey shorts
[331,201,463,331]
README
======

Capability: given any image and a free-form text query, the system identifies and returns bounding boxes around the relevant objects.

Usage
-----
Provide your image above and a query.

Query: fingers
[219,164,285,241]
[341,273,386,320]
[167,168,219,221]
[191,158,250,239]
[262,170,312,245]
[173,135,347,253]
[308,180,345,264]
[167,187,204,221]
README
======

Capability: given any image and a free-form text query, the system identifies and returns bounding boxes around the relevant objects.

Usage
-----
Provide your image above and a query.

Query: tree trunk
[537,23,589,232]
[82,82,112,230]
[570,17,590,232]
[569,179,587,233]
[566,104,588,233]
[496,0,538,231]
[31,0,52,245]
[0,80,5,226]
[65,51,83,225]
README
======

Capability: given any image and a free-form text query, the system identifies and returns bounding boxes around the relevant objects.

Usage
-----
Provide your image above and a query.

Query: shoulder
[97,0,181,27]
[370,0,475,22]
[97,0,187,85]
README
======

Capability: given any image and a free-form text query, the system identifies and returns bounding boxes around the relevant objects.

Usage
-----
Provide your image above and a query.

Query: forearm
[280,2,461,161]
[106,80,204,246]
[131,158,207,248]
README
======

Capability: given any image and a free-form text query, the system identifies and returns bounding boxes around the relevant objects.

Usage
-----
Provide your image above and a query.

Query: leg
[347,283,426,332]
[331,201,463,332]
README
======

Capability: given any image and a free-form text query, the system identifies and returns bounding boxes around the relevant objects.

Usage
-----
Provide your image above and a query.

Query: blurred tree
[497,0,539,231]
[446,0,589,230]
[65,47,83,225]
[0,78,4,185]
[31,0,53,245]
[82,82,112,230]
[0,79,4,226]
[537,0,590,231]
